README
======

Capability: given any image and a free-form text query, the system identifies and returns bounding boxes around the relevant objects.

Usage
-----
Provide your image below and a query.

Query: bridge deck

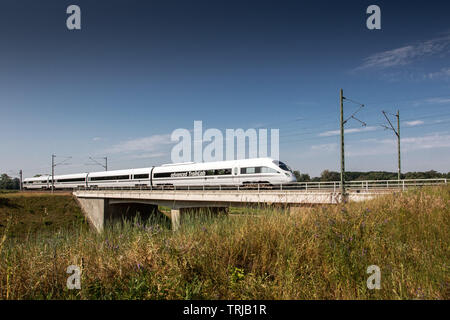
[73,178,446,206]
[73,189,390,206]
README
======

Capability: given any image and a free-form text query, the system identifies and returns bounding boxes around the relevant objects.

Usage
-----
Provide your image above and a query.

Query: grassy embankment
[0,187,449,299]
[0,192,85,238]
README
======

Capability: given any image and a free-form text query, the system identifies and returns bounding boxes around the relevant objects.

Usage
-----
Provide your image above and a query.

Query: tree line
[0,174,21,190]
[293,169,450,182]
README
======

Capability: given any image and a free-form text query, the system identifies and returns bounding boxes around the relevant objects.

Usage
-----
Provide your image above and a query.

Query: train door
[204,171,210,186]
[232,166,240,185]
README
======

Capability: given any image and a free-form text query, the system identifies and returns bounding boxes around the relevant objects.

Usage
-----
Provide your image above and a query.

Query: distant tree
[404,170,443,179]
[0,174,15,189]
[300,174,311,182]
[305,170,447,182]
[293,170,311,182]
[424,170,440,178]
[12,178,20,189]
[33,174,42,177]
[320,170,340,181]
[349,171,398,181]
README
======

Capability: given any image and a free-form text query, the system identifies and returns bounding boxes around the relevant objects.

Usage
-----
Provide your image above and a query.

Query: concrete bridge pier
[171,209,181,230]
[76,198,106,232]
[76,197,162,232]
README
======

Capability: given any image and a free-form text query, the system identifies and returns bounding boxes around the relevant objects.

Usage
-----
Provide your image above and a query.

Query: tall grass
[0,186,448,299]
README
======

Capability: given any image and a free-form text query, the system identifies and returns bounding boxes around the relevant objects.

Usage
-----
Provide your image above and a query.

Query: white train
[23,158,296,189]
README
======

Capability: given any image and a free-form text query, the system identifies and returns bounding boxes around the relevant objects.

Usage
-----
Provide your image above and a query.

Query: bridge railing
[343,178,447,191]
[75,178,447,192]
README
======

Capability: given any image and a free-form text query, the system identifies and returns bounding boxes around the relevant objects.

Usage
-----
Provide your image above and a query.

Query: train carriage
[53,173,88,189]
[87,168,152,189]
[23,176,50,189]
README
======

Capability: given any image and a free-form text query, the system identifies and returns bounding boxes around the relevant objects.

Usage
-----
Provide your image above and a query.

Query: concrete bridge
[72,178,447,232]
[73,188,381,232]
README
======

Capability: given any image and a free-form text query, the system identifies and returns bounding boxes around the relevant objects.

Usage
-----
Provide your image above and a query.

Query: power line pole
[339,89,366,198]
[340,89,345,195]
[382,110,401,180]
[51,154,72,193]
[52,154,55,193]
[397,110,401,181]
[19,169,23,191]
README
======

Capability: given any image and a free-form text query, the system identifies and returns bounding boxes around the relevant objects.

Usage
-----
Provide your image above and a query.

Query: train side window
[214,169,232,175]
[241,167,266,174]
[134,174,149,179]
[153,172,172,178]
[91,175,129,181]
[241,167,256,174]
[261,167,278,174]
[58,178,85,182]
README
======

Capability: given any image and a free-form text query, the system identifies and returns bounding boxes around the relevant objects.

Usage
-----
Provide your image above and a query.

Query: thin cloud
[404,120,424,127]
[347,133,450,156]
[128,152,167,159]
[92,137,102,142]
[424,97,450,104]
[310,143,337,152]
[106,134,173,154]
[355,34,450,70]
[424,67,450,80]
[401,134,450,150]
[434,119,450,123]
[319,126,377,137]
[410,96,450,107]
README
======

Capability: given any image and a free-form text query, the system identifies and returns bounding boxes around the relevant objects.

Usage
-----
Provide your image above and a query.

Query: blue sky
[1,0,449,178]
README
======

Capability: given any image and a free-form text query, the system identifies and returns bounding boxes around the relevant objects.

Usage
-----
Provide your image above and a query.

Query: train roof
[53,173,88,179]
[159,158,275,166]
[87,167,152,177]
[24,176,50,181]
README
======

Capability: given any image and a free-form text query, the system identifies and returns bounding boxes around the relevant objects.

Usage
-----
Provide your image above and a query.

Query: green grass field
[0,186,449,299]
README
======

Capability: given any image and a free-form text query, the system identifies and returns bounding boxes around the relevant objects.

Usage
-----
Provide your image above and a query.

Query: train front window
[273,160,292,172]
